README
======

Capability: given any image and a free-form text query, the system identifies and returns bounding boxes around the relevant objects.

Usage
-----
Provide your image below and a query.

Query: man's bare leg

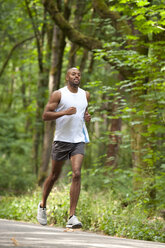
[40,160,64,208]
[69,154,84,216]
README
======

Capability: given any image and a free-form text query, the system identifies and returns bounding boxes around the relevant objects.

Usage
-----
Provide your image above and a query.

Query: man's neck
[67,84,79,93]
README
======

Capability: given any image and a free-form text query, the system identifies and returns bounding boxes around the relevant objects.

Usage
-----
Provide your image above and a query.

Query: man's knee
[72,170,81,181]
[49,173,59,183]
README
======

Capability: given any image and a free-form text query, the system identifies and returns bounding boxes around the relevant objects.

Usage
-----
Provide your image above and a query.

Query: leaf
[11,237,20,246]
[160,164,165,169]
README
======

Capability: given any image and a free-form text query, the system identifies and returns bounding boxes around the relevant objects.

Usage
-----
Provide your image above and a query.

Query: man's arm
[42,90,76,121]
[84,91,91,122]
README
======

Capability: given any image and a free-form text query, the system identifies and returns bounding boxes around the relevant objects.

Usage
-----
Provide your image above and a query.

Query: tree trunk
[131,83,156,209]
[106,73,123,168]
[33,75,47,175]
[80,49,88,73]
[67,0,87,70]
[106,98,122,168]
[131,117,148,189]
[38,24,66,185]
[68,43,79,68]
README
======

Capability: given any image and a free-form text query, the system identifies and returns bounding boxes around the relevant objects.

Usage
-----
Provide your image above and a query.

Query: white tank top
[54,86,89,143]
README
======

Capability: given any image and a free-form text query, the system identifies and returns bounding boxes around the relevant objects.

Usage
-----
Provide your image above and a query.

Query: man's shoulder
[52,86,66,95]
[51,90,61,101]
[79,88,90,96]
[58,86,67,93]
[59,86,67,90]
[78,87,86,93]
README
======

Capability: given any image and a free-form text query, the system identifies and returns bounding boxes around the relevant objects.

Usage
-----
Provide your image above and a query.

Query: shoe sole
[37,218,47,226]
[66,223,82,229]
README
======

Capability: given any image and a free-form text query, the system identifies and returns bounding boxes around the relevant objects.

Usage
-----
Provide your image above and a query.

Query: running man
[37,67,91,228]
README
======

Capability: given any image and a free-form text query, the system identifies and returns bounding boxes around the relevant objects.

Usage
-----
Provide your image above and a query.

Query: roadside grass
[0,185,165,243]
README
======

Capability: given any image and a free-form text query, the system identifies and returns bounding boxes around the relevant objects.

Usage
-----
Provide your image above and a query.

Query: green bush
[0,191,41,222]
[0,113,36,194]
[0,154,36,194]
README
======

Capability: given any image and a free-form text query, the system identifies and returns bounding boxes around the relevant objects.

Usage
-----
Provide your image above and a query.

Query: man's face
[66,69,81,87]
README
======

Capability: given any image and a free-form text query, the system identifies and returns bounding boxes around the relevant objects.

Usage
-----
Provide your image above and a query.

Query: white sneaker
[37,203,47,225]
[66,215,82,229]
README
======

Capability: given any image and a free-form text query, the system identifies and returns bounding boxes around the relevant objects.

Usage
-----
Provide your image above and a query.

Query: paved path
[0,219,165,248]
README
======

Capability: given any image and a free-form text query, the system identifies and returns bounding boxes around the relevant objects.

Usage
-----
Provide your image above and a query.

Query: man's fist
[65,107,77,115]
[84,111,91,122]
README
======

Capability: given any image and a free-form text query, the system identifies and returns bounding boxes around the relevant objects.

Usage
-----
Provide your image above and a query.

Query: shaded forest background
[0,0,165,240]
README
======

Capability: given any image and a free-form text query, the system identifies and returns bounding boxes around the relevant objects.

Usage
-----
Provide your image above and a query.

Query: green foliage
[0,191,41,222]
[0,154,36,194]
[0,0,45,194]
[87,0,165,205]
[0,113,36,194]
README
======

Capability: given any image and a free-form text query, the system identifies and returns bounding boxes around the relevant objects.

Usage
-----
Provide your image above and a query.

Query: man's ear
[66,73,69,81]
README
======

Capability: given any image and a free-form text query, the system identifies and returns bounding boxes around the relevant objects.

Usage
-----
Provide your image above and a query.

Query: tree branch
[25,0,44,72]
[42,0,131,78]
[25,0,41,43]
[43,0,102,50]
[92,0,132,36]
[0,36,35,78]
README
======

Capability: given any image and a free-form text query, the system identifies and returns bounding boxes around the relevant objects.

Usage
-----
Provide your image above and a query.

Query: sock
[40,204,46,209]
[69,215,73,219]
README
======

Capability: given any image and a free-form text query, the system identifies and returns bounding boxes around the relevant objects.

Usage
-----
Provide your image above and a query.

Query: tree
[38,0,71,185]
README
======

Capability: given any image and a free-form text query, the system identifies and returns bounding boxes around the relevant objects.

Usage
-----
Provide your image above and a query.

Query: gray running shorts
[51,141,85,161]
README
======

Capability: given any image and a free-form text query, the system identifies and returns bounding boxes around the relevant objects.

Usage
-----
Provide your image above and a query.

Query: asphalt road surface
[0,219,165,248]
